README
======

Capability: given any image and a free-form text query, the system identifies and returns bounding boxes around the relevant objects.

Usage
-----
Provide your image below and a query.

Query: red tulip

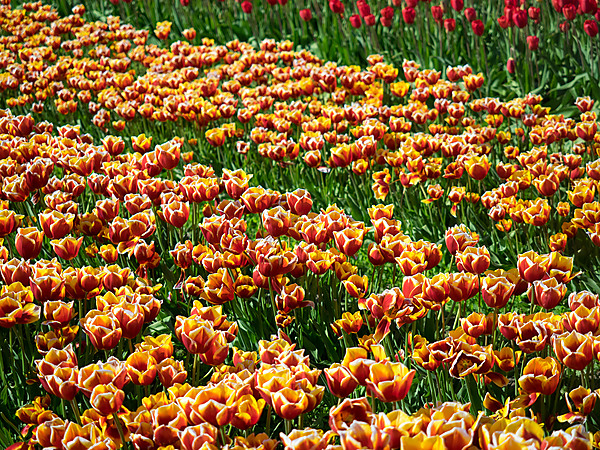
[444,18,456,32]
[471,19,484,36]
[299,9,312,20]
[507,58,516,74]
[431,5,444,21]
[241,1,252,13]
[527,35,539,51]
[464,7,476,21]
[450,0,463,12]
[402,7,416,24]
[350,14,362,28]
[584,20,599,37]
[513,9,528,28]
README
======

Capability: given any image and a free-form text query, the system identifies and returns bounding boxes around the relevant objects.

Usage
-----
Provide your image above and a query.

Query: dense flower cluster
[1,1,600,449]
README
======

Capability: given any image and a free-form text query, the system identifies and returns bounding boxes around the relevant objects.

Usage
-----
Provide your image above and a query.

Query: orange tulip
[518,357,561,395]
[552,331,594,371]
[80,310,122,350]
[90,383,125,416]
[365,360,415,402]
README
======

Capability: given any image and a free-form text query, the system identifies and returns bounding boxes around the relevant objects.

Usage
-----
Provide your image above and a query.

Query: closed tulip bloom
[152,403,188,446]
[50,236,83,261]
[156,139,181,170]
[464,154,490,180]
[527,35,539,51]
[39,210,75,239]
[179,423,218,449]
[365,360,415,402]
[102,265,131,291]
[334,227,366,257]
[162,200,190,228]
[456,246,490,274]
[0,210,20,237]
[272,382,324,420]
[262,206,291,237]
[199,330,230,366]
[61,421,107,450]
[518,250,549,283]
[518,357,561,395]
[43,300,75,329]
[553,331,594,371]
[111,302,144,339]
[137,334,174,363]
[38,365,79,401]
[77,357,129,396]
[299,8,313,21]
[532,277,567,310]
[230,394,266,430]
[445,225,479,255]
[339,420,390,450]
[15,227,44,260]
[482,274,515,309]
[81,310,122,350]
[0,258,31,285]
[287,189,313,215]
[157,358,187,388]
[447,272,479,302]
[395,250,428,276]
[507,58,516,74]
[90,383,125,416]
[30,269,65,302]
[324,363,359,398]
[563,305,600,334]
[584,19,599,37]
[189,382,237,427]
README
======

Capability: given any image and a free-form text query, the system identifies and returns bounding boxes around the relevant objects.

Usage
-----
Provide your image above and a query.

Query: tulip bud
[507,58,516,74]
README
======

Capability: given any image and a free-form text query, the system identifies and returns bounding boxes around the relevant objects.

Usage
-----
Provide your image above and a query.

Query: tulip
[179,424,218,449]
[39,210,75,239]
[280,428,334,450]
[527,35,539,51]
[532,277,567,310]
[272,383,324,420]
[50,236,83,261]
[402,7,416,24]
[584,19,599,37]
[518,357,561,395]
[456,246,490,274]
[299,9,312,21]
[482,274,515,309]
[15,227,44,260]
[350,14,361,28]
[157,358,187,388]
[324,363,359,398]
[81,310,122,350]
[241,1,252,13]
[90,383,125,416]
[126,351,158,385]
[162,200,190,228]
[507,58,516,74]
[230,394,266,430]
[365,360,415,402]
[553,331,594,371]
